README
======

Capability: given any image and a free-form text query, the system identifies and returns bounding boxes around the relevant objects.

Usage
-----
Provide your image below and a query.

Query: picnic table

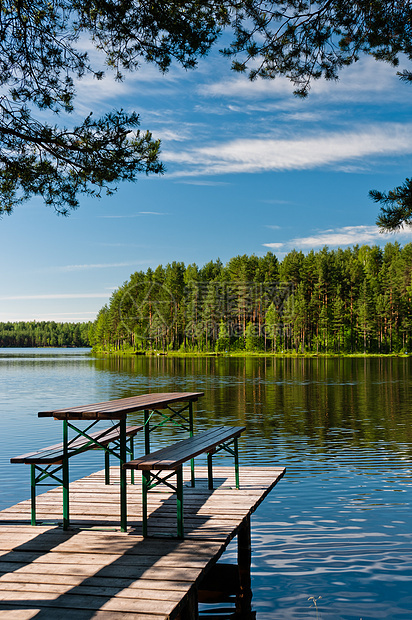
[37,392,204,531]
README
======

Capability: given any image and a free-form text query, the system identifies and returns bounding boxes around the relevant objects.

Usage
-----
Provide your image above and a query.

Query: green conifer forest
[0,321,91,348]
[89,243,412,355]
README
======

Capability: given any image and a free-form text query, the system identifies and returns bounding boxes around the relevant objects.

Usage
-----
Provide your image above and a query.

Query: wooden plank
[0,590,180,615]
[0,582,187,603]
[0,608,165,620]
[0,466,285,620]
[38,392,204,419]
[0,574,191,593]
[125,426,245,470]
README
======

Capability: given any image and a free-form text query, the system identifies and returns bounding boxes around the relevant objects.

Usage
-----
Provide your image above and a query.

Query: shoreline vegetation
[89,244,412,356]
[91,347,411,358]
[4,242,412,357]
[0,321,91,348]
[0,344,409,358]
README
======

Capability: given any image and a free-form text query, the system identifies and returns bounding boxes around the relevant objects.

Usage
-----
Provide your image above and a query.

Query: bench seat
[11,424,142,526]
[124,425,246,538]
[11,425,142,464]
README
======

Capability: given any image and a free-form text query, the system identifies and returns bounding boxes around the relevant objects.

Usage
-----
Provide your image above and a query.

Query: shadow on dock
[0,475,257,619]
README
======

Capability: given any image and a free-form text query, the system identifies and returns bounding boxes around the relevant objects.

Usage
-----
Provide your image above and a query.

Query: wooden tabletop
[38,392,204,420]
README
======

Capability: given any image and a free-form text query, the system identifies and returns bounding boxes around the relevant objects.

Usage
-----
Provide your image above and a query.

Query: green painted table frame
[38,392,204,532]
[143,400,196,486]
[30,420,135,529]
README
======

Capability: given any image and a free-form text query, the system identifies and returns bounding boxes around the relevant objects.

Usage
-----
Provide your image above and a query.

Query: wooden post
[177,586,199,620]
[236,515,253,616]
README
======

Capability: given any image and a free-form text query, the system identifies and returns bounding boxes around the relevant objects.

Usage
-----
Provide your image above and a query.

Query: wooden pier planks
[0,466,285,619]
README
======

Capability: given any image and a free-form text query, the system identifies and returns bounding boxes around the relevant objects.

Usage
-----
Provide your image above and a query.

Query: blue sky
[1,44,412,323]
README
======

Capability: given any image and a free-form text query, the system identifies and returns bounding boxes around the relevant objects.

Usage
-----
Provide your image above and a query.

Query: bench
[124,425,246,538]
[11,424,142,525]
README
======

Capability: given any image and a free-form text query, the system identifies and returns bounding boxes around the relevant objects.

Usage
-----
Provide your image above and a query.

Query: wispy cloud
[199,56,404,103]
[263,225,412,251]
[163,123,412,176]
[175,180,230,186]
[139,211,167,215]
[99,212,167,219]
[0,293,109,301]
[58,262,141,272]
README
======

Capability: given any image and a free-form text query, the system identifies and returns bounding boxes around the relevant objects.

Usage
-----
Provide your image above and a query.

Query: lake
[0,348,411,619]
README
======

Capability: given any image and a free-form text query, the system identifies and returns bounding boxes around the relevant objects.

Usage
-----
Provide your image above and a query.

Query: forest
[0,321,91,348]
[89,242,412,355]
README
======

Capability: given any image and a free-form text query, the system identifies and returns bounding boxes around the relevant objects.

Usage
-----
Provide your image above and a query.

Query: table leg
[142,470,149,537]
[176,466,184,539]
[30,465,36,526]
[144,409,150,454]
[234,436,240,489]
[62,419,69,530]
[189,401,195,487]
[120,418,127,532]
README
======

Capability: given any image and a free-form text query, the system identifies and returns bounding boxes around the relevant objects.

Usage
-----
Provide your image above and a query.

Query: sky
[1,40,412,323]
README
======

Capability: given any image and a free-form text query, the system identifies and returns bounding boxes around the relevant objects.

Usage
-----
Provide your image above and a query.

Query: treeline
[0,321,92,348]
[89,243,412,355]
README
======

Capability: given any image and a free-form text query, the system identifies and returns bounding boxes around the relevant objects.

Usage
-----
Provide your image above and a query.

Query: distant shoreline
[91,349,411,359]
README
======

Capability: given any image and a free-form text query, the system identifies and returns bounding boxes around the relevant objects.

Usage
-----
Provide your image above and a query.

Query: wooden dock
[0,466,285,619]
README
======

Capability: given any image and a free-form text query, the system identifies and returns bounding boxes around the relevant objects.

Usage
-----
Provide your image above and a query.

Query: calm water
[1,349,412,619]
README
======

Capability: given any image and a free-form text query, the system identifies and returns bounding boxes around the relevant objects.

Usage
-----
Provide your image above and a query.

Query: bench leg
[105,450,110,485]
[62,421,70,531]
[207,452,213,490]
[142,470,149,537]
[129,436,135,485]
[176,466,184,539]
[144,409,150,453]
[30,465,36,526]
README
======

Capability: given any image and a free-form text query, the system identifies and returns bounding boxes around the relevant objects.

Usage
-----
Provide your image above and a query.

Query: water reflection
[1,350,412,619]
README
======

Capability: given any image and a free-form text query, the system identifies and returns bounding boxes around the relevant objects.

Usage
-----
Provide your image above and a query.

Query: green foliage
[223,1,412,97]
[91,245,412,355]
[0,321,91,347]
[371,179,412,231]
[215,319,230,351]
[2,2,412,221]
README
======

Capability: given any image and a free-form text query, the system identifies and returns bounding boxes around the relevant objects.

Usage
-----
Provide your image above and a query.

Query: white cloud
[263,225,412,251]
[264,242,285,249]
[163,123,412,176]
[199,56,404,103]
